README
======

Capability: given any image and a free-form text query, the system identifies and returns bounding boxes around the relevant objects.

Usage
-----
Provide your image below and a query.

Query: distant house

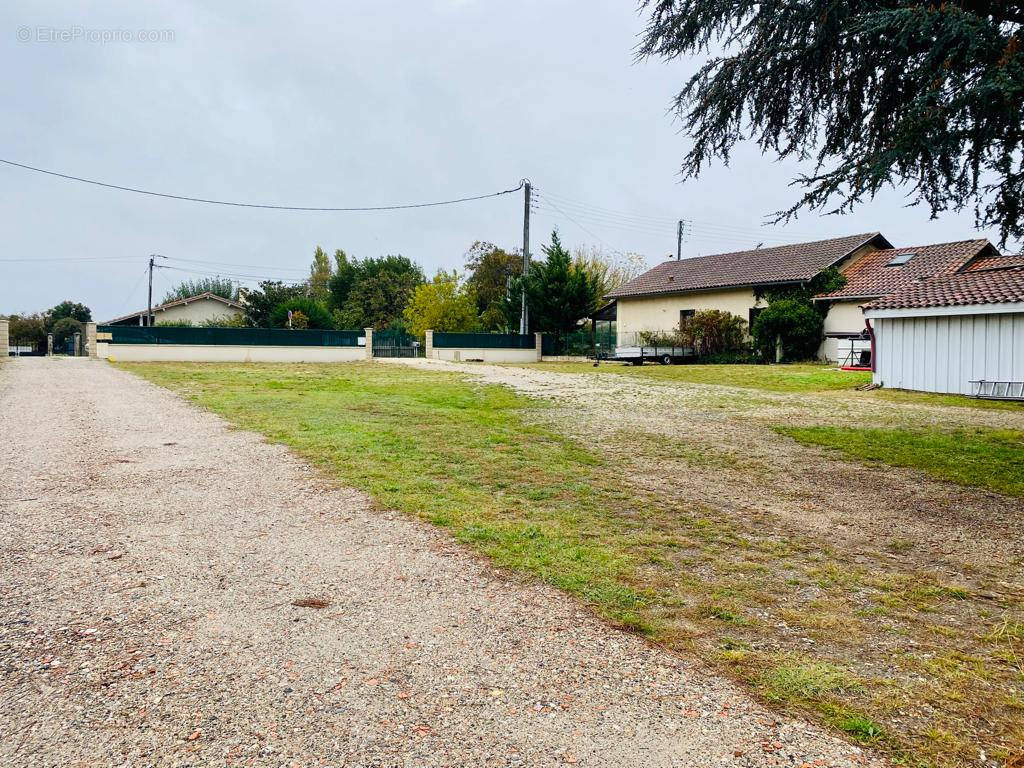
[105,292,244,326]
[814,239,1001,363]
[605,233,891,347]
[865,261,1024,396]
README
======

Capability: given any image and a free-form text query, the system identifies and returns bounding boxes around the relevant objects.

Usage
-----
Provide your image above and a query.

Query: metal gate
[372,330,421,358]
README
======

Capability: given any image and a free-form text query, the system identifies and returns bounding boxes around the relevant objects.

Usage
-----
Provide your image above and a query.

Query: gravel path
[0,358,885,767]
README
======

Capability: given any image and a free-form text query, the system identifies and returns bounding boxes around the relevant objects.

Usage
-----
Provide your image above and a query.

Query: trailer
[612,342,693,365]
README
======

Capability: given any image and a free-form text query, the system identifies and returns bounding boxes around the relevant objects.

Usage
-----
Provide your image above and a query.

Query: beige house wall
[150,298,244,326]
[616,287,765,337]
[101,344,364,363]
[820,300,870,362]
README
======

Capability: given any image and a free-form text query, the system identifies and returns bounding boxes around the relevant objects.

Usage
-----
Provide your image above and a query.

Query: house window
[679,309,695,323]
[886,252,916,266]
[749,307,763,329]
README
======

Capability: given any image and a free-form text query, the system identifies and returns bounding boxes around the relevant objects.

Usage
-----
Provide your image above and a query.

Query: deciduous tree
[464,242,524,330]
[333,255,424,329]
[45,300,91,329]
[402,271,481,337]
[308,246,333,304]
[239,280,308,327]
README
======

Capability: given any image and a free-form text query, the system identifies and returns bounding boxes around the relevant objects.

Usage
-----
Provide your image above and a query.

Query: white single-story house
[606,233,891,350]
[814,238,1002,364]
[865,263,1024,396]
[105,291,244,326]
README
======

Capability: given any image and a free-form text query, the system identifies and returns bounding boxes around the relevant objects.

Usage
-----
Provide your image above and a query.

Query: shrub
[751,299,824,361]
[156,319,194,327]
[289,310,309,329]
[679,310,747,357]
[269,298,333,329]
[199,314,246,328]
[637,329,684,346]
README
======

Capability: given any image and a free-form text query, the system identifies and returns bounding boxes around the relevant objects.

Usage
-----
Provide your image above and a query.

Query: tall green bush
[269,298,334,329]
[751,299,823,362]
[679,310,747,357]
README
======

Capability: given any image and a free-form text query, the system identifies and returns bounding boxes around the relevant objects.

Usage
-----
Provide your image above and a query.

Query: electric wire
[0,158,524,212]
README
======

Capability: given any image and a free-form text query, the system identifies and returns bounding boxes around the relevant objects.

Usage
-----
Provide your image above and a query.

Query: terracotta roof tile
[818,239,993,300]
[606,233,886,299]
[963,253,1024,272]
[866,266,1024,310]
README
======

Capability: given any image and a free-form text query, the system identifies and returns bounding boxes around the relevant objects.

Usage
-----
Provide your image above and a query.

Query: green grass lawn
[122,361,1024,768]
[777,426,1024,497]
[520,361,871,392]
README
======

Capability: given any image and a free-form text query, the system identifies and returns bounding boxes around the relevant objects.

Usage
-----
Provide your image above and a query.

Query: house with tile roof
[605,233,891,351]
[105,291,244,326]
[813,239,1002,362]
[864,263,1024,396]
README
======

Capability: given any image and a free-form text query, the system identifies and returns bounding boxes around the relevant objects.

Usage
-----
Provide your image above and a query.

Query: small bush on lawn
[269,298,334,329]
[751,299,823,361]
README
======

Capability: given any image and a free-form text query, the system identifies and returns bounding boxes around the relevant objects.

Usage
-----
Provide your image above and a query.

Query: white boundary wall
[867,303,1024,394]
[99,343,365,363]
[430,347,540,363]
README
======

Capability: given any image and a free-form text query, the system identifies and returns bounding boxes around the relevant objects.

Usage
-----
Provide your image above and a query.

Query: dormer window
[886,252,916,266]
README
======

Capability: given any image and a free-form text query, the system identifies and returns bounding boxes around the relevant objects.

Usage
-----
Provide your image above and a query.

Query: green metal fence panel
[432,332,535,349]
[372,330,422,358]
[98,325,364,347]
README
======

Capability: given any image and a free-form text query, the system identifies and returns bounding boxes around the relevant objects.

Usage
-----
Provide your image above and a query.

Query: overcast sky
[1,1,1003,321]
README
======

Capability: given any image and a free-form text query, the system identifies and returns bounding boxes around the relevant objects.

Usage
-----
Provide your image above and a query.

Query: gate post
[534,332,543,362]
[425,329,433,359]
[73,332,82,357]
[0,317,8,359]
[47,333,54,356]
[364,327,373,360]
[84,322,98,358]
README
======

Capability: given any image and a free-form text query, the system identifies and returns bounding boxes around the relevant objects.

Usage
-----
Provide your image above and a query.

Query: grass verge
[776,425,1024,497]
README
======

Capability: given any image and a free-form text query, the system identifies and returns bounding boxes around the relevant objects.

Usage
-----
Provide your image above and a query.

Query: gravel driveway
[0,358,884,767]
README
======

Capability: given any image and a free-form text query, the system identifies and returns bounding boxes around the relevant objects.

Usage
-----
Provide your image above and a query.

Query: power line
[0,158,524,212]
[158,264,306,284]
[163,255,309,274]
[0,255,142,263]
[538,197,628,256]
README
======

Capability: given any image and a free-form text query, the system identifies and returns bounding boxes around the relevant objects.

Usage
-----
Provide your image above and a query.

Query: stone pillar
[364,328,373,360]
[534,332,543,362]
[84,322,98,358]
[425,329,434,359]
[73,332,82,357]
[47,333,54,356]
[0,318,8,359]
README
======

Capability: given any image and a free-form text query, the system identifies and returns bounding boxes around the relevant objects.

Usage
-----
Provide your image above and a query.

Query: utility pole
[520,181,532,335]
[146,254,167,326]
[147,255,155,327]
[676,220,684,260]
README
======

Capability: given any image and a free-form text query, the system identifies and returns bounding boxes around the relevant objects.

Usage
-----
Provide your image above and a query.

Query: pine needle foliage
[638,1,1024,246]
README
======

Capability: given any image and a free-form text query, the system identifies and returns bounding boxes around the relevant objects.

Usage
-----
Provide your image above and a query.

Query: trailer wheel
[660,354,673,365]
[631,359,643,366]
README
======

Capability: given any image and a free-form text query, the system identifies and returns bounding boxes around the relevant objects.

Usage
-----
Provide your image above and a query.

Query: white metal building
[865,266,1024,396]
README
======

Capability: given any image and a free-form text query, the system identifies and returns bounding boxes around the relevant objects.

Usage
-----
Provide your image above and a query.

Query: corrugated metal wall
[874,312,1024,394]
